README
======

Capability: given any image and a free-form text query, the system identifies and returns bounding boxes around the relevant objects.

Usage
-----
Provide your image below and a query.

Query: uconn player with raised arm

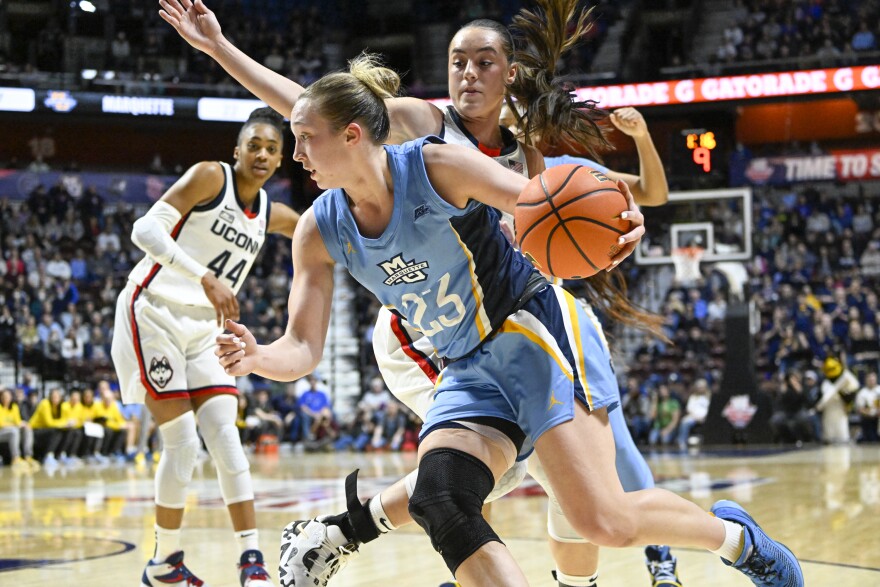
[158,2,679,586]
[210,50,804,587]
[111,107,299,587]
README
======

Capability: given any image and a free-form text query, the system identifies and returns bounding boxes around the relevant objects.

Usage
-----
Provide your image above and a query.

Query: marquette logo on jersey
[211,218,260,254]
[148,356,174,388]
[379,254,429,285]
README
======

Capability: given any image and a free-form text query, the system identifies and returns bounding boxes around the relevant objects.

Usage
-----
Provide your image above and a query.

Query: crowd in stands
[0,176,425,466]
[621,187,880,449]
[712,0,878,70]
[0,378,146,471]
[0,0,622,97]
[1,0,331,94]
[4,177,880,471]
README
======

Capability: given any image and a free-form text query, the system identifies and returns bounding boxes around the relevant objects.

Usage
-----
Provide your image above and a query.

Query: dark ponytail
[507,0,609,159]
[507,0,666,341]
[239,106,286,143]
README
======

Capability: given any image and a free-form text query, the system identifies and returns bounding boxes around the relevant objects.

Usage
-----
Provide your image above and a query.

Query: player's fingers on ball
[608,243,637,269]
[619,224,645,245]
[621,208,644,227]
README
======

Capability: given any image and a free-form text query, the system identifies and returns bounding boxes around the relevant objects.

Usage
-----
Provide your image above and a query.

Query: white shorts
[111,281,237,405]
[371,306,440,421]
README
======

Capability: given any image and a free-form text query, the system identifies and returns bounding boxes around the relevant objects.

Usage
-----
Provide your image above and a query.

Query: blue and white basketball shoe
[710,500,804,587]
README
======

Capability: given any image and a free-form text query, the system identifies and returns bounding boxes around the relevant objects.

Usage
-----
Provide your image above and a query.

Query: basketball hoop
[672,246,704,285]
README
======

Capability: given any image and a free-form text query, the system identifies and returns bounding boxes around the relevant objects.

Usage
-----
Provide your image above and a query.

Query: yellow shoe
[134,452,146,466]
[152,451,160,464]
[25,456,41,471]
[11,457,30,473]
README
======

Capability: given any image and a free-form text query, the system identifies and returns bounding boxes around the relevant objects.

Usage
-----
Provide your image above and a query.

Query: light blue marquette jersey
[313,136,539,361]
[314,136,620,458]
[544,154,610,175]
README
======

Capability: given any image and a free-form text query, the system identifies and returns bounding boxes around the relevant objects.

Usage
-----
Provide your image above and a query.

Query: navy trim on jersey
[522,290,589,401]
[264,197,272,231]
[448,205,531,334]
[232,165,262,217]
[445,106,519,155]
[192,162,228,212]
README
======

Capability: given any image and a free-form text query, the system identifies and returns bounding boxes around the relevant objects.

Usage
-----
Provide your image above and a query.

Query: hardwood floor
[1,444,878,586]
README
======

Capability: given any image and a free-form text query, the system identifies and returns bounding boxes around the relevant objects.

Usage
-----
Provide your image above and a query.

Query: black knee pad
[408,448,501,574]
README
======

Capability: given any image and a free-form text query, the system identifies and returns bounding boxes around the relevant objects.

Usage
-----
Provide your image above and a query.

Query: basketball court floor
[1,444,878,586]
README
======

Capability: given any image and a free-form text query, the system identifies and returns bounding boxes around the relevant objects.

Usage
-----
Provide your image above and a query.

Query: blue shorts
[119,402,143,420]
[422,284,619,459]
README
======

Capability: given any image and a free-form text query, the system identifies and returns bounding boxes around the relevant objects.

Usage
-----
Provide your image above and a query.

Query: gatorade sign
[573,66,880,108]
[427,65,880,109]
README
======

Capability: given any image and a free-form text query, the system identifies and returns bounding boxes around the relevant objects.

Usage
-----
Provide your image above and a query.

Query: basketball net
[671,246,704,285]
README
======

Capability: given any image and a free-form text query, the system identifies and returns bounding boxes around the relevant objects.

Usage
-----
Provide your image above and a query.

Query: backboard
[635,188,753,265]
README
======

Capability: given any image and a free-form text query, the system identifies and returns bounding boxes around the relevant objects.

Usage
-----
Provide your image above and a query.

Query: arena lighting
[79,1,96,12]
[0,88,36,112]
[81,69,97,80]
[427,65,880,109]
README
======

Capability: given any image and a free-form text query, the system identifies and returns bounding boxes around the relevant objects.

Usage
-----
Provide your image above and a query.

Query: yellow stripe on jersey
[498,320,574,383]
[562,290,594,410]
[449,222,493,340]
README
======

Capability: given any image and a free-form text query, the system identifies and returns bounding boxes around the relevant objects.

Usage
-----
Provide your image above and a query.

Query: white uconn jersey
[441,105,528,230]
[127,162,269,307]
[440,105,529,178]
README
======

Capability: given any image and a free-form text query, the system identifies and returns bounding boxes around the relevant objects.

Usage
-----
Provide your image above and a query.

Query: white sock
[153,524,182,562]
[556,569,598,587]
[235,528,260,553]
[368,495,397,534]
[711,519,745,563]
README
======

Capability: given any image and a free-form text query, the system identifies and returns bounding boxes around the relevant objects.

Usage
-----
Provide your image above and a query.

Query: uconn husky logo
[379,254,429,285]
[149,356,174,388]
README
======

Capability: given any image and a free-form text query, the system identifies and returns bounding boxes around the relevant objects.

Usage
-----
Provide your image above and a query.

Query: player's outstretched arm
[423,142,644,268]
[608,107,668,207]
[216,209,335,380]
[267,202,301,239]
[159,0,304,118]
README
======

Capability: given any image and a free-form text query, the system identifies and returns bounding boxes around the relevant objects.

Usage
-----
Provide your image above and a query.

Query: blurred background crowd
[2,0,880,470]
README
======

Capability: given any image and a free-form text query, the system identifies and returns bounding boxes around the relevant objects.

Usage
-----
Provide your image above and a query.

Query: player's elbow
[130,216,149,249]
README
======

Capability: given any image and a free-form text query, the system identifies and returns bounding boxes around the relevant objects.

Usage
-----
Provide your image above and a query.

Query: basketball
[515,164,631,279]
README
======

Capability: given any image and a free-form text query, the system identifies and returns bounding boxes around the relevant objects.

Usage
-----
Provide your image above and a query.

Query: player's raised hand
[609,107,649,139]
[159,0,223,55]
[216,319,259,376]
[608,180,645,270]
[201,272,240,325]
